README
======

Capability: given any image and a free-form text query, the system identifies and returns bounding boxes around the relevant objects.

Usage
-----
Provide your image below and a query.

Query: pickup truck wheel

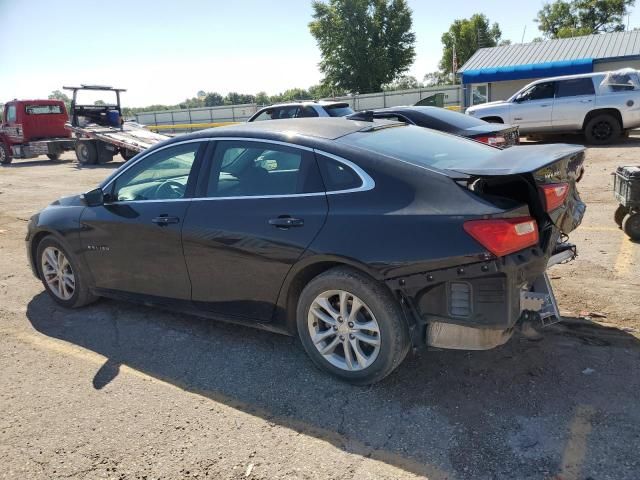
[0,143,12,164]
[296,267,410,385]
[46,153,61,161]
[584,114,621,145]
[120,149,136,161]
[622,212,640,240]
[614,205,629,228]
[76,140,98,165]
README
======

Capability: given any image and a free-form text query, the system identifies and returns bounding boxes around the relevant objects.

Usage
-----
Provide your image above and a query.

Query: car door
[79,140,207,299]
[552,77,596,131]
[182,139,328,321]
[509,81,555,132]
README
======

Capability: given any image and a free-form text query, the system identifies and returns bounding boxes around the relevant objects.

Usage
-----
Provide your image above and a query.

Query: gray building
[459,30,640,108]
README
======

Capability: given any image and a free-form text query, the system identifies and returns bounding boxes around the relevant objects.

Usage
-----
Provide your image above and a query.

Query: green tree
[383,75,421,90]
[423,71,452,86]
[224,92,255,105]
[255,91,270,105]
[204,92,224,107]
[48,90,71,112]
[439,14,502,75]
[536,0,635,39]
[309,0,416,93]
[308,83,345,99]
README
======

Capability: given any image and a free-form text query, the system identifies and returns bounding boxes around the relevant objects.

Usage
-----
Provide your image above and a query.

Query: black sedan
[26,118,585,384]
[370,106,520,147]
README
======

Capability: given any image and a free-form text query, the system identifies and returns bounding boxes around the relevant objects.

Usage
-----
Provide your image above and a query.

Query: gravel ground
[0,138,638,480]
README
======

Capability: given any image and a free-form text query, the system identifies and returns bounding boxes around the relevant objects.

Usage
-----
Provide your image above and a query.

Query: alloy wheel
[41,246,75,300]
[307,290,381,371]
[592,121,612,140]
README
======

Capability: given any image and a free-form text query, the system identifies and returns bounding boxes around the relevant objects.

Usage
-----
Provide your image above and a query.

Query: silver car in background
[466,69,640,144]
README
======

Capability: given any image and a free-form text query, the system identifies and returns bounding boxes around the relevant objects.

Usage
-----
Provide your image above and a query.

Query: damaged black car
[26,118,586,384]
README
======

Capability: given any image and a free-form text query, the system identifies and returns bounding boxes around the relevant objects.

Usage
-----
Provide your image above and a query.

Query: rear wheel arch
[582,108,622,130]
[277,258,385,334]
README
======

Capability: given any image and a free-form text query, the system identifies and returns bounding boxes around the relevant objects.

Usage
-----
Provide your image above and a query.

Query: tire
[614,204,629,228]
[96,142,114,164]
[0,142,12,164]
[36,236,98,308]
[296,267,410,385]
[46,153,61,161]
[120,149,136,161]
[75,140,98,165]
[584,114,621,145]
[622,212,640,241]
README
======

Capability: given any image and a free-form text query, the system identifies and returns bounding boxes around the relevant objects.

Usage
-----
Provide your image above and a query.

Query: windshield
[338,124,497,170]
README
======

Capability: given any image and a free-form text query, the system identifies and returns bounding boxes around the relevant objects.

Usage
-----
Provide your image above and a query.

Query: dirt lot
[0,139,639,480]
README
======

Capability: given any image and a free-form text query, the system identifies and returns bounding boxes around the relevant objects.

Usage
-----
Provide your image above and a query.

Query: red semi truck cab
[0,99,75,164]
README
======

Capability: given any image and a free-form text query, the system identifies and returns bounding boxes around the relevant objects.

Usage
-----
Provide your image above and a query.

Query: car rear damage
[385,144,586,350]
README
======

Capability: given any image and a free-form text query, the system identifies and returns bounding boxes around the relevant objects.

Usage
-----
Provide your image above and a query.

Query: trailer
[63,85,169,164]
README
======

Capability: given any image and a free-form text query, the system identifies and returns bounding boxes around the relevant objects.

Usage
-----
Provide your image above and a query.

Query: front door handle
[540,104,550,107]
[268,216,304,228]
[152,215,180,226]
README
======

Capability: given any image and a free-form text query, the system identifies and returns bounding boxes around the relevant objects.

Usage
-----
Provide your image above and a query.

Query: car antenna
[346,110,374,122]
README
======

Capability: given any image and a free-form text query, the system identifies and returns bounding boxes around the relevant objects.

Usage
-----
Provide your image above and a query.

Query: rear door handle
[268,216,304,228]
[152,215,180,226]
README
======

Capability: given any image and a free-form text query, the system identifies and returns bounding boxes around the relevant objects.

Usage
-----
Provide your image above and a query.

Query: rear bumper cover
[387,243,575,350]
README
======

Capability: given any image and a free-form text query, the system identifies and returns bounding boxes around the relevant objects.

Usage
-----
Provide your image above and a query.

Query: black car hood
[51,194,85,207]
[445,144,585,176]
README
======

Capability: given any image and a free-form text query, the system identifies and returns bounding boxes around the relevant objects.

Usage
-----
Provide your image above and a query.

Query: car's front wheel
[297,267,410,385]
[37,236,97,308]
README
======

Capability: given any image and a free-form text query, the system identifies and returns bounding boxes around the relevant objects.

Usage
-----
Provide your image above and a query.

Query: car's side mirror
[82,187,104,207]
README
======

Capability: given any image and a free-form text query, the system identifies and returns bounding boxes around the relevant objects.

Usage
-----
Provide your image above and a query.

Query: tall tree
[204,92,224,107]
[309,0,416,93]
[439,14,502,76]
[48,90,71,112]
[383,75,421,90]
[536,0,635,39]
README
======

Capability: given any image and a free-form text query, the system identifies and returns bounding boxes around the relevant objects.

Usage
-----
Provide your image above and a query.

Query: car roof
[260,100,348,108]
[169,117,399,142]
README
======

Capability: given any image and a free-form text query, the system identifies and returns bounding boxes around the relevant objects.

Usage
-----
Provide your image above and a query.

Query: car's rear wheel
[37,236,97,308]
[584,114,621,145]
[297,267,410,385]
[614,204,629,228]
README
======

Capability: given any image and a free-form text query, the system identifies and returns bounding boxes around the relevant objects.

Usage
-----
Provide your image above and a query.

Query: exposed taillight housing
[539,183,569,212]
[474,135,506,147]
[463,217,539,257]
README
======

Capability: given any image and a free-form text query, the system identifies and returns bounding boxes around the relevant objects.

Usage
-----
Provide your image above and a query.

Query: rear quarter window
[316,154,362,191]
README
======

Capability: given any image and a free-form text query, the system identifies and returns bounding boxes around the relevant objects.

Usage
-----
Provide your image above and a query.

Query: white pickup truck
[466,69,640,144]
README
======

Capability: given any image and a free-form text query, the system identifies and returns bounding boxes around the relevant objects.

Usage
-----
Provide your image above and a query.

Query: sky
[1,0,640,107]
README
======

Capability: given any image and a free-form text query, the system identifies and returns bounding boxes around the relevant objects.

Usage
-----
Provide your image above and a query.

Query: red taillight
[540,183,569,212]
[463,217,539,257]
[474,135,506,147]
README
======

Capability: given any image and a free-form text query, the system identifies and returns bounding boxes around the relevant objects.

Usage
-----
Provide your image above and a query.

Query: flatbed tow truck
[63,85,169,164]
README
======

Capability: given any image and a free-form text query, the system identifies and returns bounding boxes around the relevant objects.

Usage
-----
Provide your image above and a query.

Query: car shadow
[25,292,640,479]
[523,132,640,149]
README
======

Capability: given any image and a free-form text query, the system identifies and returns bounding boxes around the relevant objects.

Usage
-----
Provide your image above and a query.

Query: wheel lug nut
[332,325,338,331]
[339,335,345,341]
[349,334,355,340]
[338,316,343,322]
[348,322,354,328]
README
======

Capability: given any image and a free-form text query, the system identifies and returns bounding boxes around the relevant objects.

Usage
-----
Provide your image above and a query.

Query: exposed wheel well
[582,108,622,130]
[481,116,504,124]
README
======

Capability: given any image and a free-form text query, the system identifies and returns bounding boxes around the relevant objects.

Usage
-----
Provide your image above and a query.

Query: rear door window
[556,78,595,97]
[299,106,319,118]
[275,106,301,119]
